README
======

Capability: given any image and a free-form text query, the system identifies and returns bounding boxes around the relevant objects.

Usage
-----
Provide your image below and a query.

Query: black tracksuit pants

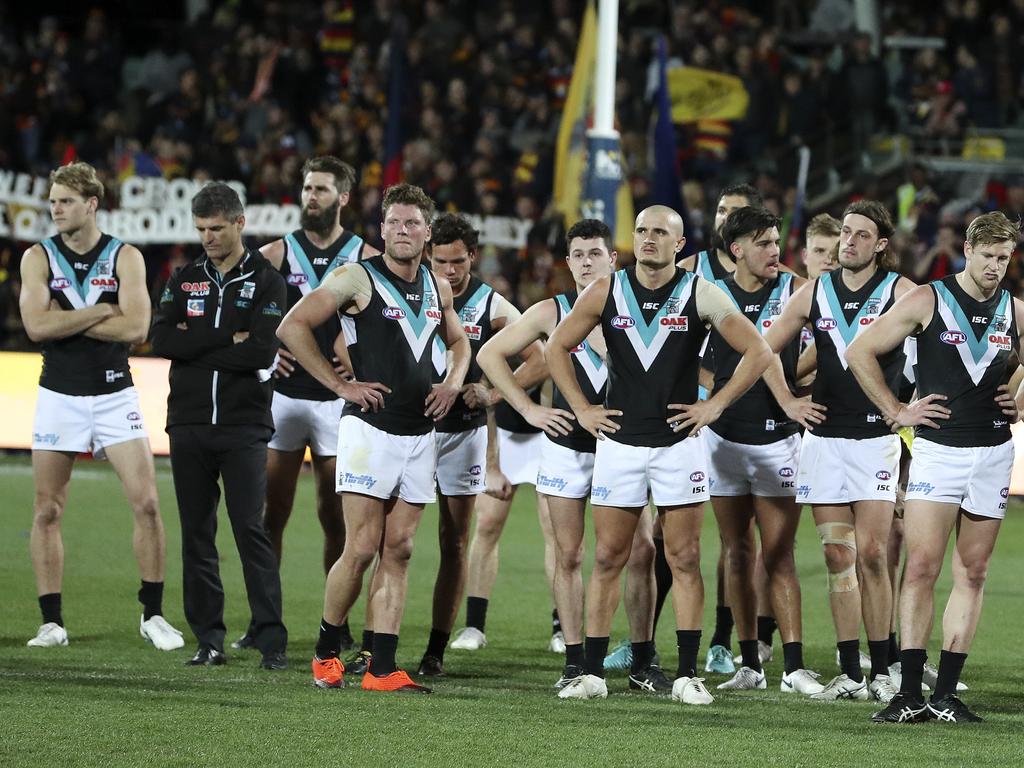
[168,424,287,654]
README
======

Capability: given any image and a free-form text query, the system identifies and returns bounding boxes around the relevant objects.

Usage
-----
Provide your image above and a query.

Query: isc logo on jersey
[382,307,406,320]
[989,333,1012,351]
[287,274,308,286]
[941,330,967,345]
[660,316,688,331]
[611,315,635,330]
[816,318,837,331]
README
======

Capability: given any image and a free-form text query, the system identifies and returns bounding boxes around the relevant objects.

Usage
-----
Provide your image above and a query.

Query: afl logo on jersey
[875,470,892,481]
[816,318,837,331]
[50,277,72,290]
[611,315,635,329]
[382,307,407,320]
[778,467,795,478]
[689,471,705,483]
[940,330,967,345]
[287,274,308,286]
[659,316,688,331]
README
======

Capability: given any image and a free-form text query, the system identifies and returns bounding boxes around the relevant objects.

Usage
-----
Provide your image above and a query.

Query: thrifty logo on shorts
[33,432,60,446]
[796,485,810,498]
[537,474,569,492]
[592,486,611,500]
[342,472,377,489]
[907,481,934,495]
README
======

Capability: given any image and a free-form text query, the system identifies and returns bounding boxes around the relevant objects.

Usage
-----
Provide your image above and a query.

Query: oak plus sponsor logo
[940,330,967,345]
[382,306,407,321]
[181,281,210,295]
[463,324,482,340]
[89,277,118,290]
[426,309,443,323]
[989,333,1012,351]
[659,315,688,331]
[815,318,837,331]
[611,315,635,330]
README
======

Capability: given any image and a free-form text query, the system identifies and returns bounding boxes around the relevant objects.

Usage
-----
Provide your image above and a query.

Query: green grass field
[1,455,1022,767]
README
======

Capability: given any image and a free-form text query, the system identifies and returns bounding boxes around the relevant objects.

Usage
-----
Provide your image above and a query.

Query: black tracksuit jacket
[151,249,286,429]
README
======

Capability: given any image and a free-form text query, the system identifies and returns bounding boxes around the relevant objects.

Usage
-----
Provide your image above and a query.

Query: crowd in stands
[1,0,1022,350]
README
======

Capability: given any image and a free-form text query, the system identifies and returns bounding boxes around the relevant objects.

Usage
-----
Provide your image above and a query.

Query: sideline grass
[1,456,1023,767]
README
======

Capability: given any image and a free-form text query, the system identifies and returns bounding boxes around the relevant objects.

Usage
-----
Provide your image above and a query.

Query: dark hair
[721,207,781,254]
[191,182,243,219]
[719,183,764,209]
[431,212,479,251]
[843,199,896,270]
[565,218,613,255]
[382,183,435,223]
[301,155,356,194]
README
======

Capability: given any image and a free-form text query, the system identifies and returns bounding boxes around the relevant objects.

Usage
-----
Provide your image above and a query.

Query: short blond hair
[805,212,841,241]
[49,162,105,202]
[966,211,1020,249]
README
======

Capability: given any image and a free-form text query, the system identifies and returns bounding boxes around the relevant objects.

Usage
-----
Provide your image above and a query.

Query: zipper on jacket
[204,258,256,426]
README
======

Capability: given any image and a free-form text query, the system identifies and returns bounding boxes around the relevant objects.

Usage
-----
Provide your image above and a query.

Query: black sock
[315,618,343,660]
[584,636,610,678]
[360,629,374,653]
[370,633,399,676]
[552,608,562,635]
[709,606,733,649]
[837,639,863,682]
[466,596,488,632]
[425,628,449,661]
[138,581,164,621]
[339,619,353,643]
[887,632,900,667]
[756,615,777,646]
[676,630,701,679]
[565,642,585,669]
[782,641,805,674]
[652,537,673,634]
[630,640,655,673]
[933,650,967,699]
[39,593,63,626]
[739,639,762,672]
[868,639,890,680]
[899,648,927,697]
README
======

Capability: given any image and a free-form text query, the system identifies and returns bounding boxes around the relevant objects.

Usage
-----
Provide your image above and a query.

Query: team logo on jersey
[689,471,705,483]
[611,315,635,329]
[463,324,482,340]
[659,315,688,331]
[875,470,892,481]
[181,281,210,295]
[778,467,794,478]
[863,298,881,315]
[940,330,967,345]
[240,281,256,299]
[816,318,837,331]
[187,299,204,316]
[90,277,118,289]
[765,299,783,317]
[96,259,112,276]
[989,333,1012,350]
[992,316,1008,332]
[50,277,71,290]
[663,298,681,316]
[287,273,308,286]
[382,306,407,320]
[460,305,481,322]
